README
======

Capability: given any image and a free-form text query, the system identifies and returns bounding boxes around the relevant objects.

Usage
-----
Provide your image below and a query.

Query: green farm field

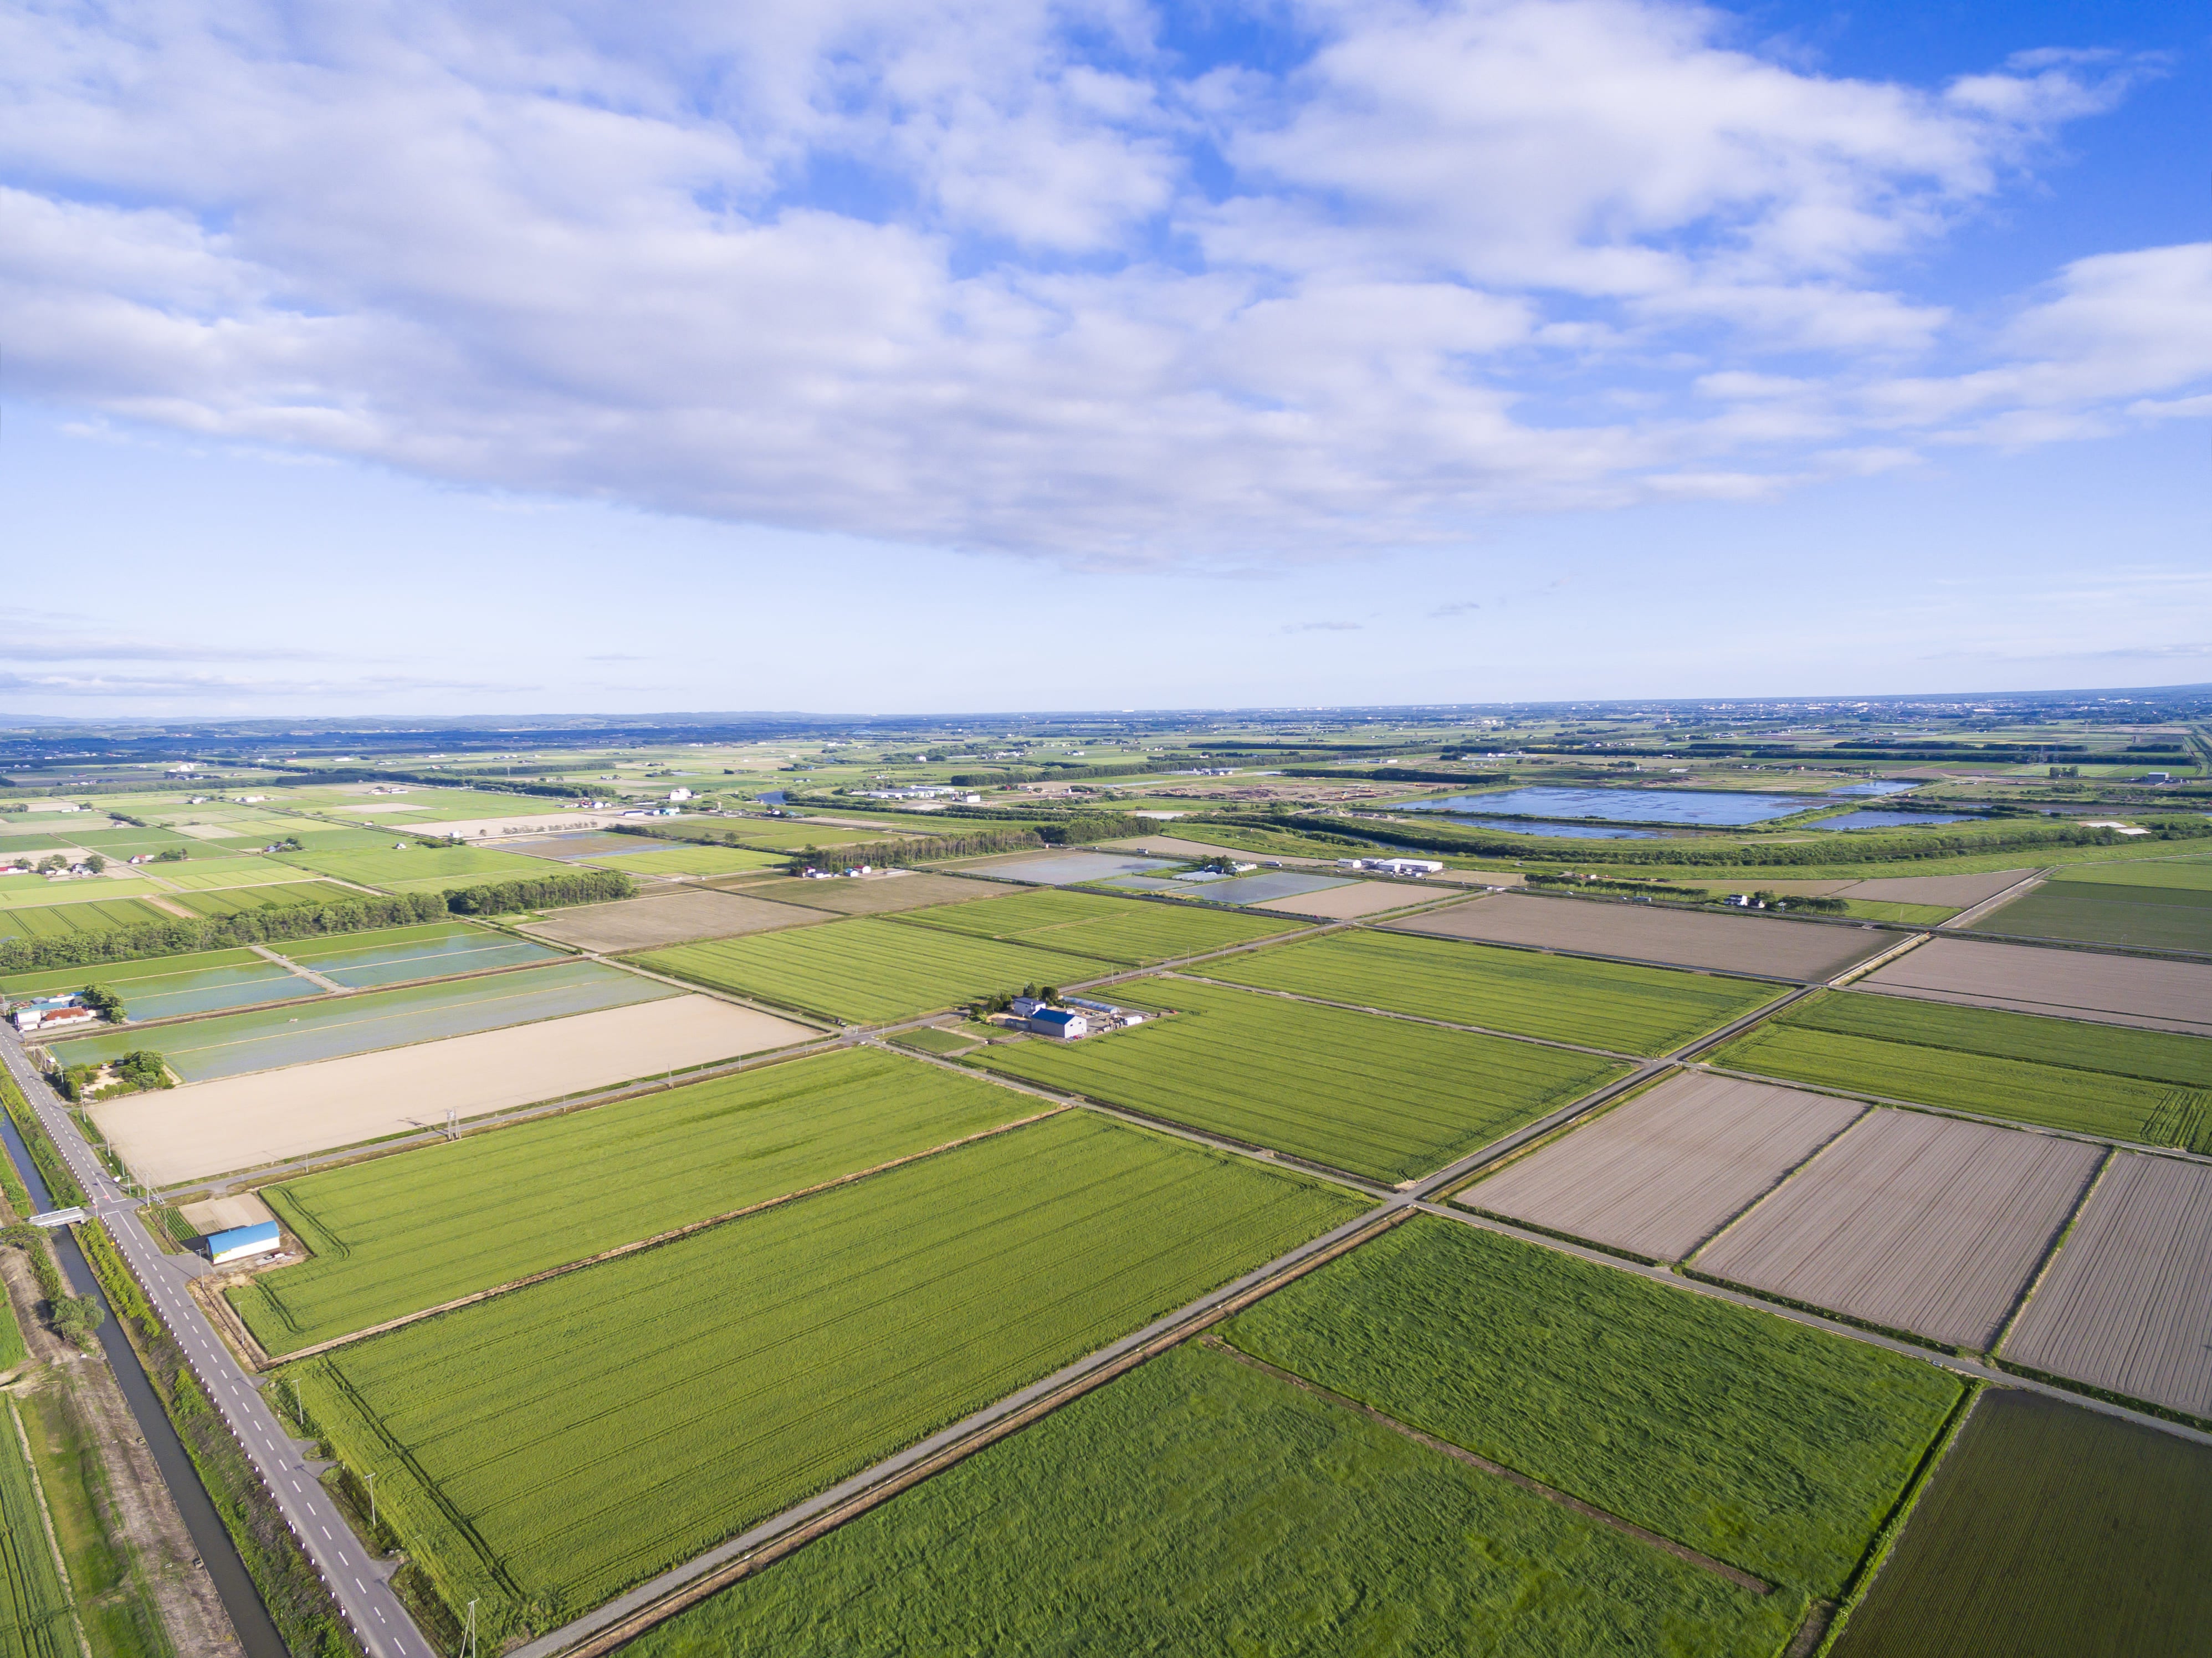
[49,958,670,1081]
[0,878,163,913]
[623,1341,1799,1658]
[165,881,360,919]
[1199,927,1784,1055]
[588,845,786,876]
[1974,871,2212,953]
[291,1112,1365,1639]
[0,898,178,940]
[1706,990,2212,1152]
[0,1400,73,1658]
[895,887,1305,965]
[967,976,1625,1181]
[0,1296,22,1375]
[631,916,1105,1022]
[1,948,316,1022]
[1225,1216,1963,1600]
[272,844,552,893]
[144,856,319,891]
[1832,1389,2212,1658]
[235,1048,1031,1353]
[2050,858,2212,892]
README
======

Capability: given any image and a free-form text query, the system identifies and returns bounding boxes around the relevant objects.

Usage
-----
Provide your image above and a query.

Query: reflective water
[1829,780,1921,796]
[1391,786,1812,826]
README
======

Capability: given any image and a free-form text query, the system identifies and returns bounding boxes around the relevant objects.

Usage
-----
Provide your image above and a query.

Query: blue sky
[2,0,2205,717]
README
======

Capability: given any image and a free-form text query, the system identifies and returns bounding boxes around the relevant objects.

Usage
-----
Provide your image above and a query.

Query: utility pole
[464,1600,477,1658]
[365,1470,376,1532]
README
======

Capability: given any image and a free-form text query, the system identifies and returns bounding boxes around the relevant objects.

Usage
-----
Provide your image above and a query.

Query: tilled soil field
[1856,936,2212,1037]
[2001,1153,2212,1419]
[1462,1072,1865,1262]
[522,888,834,952]
[1385,892,1893,981]
[1693,1109,2103,1349]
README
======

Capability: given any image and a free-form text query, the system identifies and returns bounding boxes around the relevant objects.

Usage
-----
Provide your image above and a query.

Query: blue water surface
[1391,786,1815,827]
[1829,780,1921,796]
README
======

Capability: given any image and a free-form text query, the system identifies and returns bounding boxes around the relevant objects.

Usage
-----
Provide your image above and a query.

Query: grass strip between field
[965,975,1627,1183]
[1706,990,2212,1152]
[287,1112,1367,1645]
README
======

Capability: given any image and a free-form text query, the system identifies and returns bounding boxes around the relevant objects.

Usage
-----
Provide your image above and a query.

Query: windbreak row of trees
[798,829,1045,872]
[0,872,632,973]
[1297,812,2212,868]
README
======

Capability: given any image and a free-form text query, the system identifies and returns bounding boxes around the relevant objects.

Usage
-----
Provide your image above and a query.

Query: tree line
[0,871,632,973]
[1294,812,2212,868]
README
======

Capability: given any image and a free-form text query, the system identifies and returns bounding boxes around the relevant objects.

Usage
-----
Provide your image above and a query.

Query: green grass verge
[1829,1389,2212,1656]
[288,1112,1365,1644]
[619,1340,1801,1658]
[232,1048,1034,1354]
[966,976,1625,1181]
[630,915,1109,1023]
[1706,990,2212,1151]
[1223,1215,1963,1600]
[77,1221,360,1658]
[15,1385,168,1658]
[1195,927,1784,1056]
[892,887,1305,965]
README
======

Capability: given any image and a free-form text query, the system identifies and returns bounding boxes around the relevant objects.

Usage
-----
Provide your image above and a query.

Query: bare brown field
[1463,1072,1865,1261]
[2002,1154,2212,1419]
[178,1193,275,1232]
[1857,937,2212,1038]
[1385,891,1891,981]
[1247,881,1428,919]
[1839,869,2036,907]
[709,872,1025,914]
[520,888,832,951]
[92,995,818,1185]
[1694,1109,2103,1349]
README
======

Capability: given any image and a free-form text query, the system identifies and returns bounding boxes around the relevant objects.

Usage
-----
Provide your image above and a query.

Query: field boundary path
[0,1029,434,1658]
[1939,869,2046,930]
[248,944,347,994]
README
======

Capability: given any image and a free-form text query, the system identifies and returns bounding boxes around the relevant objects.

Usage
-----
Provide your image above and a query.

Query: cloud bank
[1,0,2204,565]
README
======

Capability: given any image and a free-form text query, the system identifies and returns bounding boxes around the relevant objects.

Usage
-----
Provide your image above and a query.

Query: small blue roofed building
[206,1221,281,1266]
[1025,1008,1088,1040]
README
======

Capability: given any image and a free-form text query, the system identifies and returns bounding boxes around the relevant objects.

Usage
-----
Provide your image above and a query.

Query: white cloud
[0,0,2190,566]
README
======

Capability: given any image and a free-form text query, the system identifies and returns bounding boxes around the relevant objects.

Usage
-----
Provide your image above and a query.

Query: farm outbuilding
[207,1220,282,1265]
[1025,1009,1088,1040]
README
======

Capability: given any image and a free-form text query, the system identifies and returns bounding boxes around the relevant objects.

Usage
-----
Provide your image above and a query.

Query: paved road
[0,1031,432,1658]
